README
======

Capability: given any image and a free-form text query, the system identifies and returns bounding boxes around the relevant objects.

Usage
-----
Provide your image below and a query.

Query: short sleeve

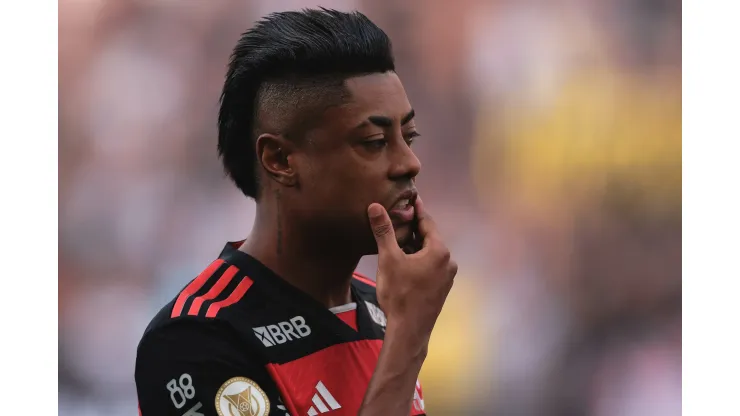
[135,320,288,416]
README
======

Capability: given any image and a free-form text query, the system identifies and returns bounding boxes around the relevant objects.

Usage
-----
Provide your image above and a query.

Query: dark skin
[240,71,457,415]
[240,72,422,309]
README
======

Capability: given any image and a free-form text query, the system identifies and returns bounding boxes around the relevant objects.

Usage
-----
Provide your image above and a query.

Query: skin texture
[241,71,422,308]
[359,197,457,415]
[278,71,421,251]
[239,71,457,415]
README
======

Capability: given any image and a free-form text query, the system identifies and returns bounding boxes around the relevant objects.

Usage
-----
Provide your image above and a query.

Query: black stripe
[179,262,231,317]
[197,268,246,318]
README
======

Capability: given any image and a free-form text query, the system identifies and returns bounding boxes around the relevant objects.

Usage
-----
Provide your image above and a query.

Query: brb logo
[253,316,311,347]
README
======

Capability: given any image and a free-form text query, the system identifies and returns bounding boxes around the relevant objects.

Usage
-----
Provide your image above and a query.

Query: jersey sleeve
[135,319,289,416]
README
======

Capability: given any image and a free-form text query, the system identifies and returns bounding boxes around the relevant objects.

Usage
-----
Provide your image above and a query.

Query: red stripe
[171,260,225,318]
[336,309,358,331]
[205,276,253,318]
[352,272,376,287]
[187,265,239,316]
[266,364,301,416]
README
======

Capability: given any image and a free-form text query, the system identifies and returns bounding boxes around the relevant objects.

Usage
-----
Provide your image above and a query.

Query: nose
[388,139,422,181]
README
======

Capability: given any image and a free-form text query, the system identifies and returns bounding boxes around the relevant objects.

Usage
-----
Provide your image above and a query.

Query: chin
[394,224,414,247]
[354,222,413,256]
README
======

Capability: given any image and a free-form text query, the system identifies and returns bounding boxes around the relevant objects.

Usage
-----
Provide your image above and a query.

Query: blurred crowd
[59,0,681,415]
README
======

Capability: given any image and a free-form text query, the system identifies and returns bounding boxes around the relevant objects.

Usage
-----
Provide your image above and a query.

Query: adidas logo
[253,316,311,347]
[307,381,341,415]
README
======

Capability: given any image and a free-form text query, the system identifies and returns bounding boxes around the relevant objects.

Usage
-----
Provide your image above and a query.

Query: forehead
[344,72,410,113]
[319,72,412,132]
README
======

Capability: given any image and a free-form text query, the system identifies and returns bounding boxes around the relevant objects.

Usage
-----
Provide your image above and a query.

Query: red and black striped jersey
[135,243,426,416]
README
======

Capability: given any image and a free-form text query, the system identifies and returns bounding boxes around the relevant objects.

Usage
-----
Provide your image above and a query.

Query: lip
[391,189,418,209]
[387,189,418,224]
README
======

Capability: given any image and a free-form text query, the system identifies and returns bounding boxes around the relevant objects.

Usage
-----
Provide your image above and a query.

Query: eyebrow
[363,109,416,129]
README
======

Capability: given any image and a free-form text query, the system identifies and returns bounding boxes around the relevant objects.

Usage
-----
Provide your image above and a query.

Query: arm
[359,322,429,416]
[359,197,457,415]
[135,320,288,416]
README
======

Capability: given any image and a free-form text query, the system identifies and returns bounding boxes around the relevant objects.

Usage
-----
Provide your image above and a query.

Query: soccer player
[135,8,457,416]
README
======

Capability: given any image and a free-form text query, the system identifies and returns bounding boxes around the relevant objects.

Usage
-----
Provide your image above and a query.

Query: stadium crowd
[59,0,680,414]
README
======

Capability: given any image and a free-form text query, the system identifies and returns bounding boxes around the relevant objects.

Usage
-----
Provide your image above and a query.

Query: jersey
[135,243,426,416]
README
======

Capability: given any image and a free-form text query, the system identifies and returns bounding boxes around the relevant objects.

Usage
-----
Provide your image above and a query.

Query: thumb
[368,203,400,255]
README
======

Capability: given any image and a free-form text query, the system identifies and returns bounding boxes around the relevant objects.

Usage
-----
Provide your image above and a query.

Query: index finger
[413,196,440,247]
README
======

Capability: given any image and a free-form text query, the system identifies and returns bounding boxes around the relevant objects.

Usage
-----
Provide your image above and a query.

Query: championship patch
[215,376,270,416]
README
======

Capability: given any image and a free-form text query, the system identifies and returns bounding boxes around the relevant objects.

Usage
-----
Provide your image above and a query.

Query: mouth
[387,189,418,224]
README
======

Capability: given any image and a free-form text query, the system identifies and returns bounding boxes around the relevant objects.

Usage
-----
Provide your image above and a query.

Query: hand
[367,196,458,336]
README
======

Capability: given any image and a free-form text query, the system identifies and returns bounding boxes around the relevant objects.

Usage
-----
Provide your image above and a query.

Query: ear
[255,133,298,188]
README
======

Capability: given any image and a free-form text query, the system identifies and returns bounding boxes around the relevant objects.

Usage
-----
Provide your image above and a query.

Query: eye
[404,132,421,145]
[363,138,388,150]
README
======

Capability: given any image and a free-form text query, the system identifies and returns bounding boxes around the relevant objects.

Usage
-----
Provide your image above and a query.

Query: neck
[240,203,359,309]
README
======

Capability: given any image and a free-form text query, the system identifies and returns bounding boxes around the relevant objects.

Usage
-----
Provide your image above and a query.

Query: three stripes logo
[170,260,254,319]
[306,381,341,415]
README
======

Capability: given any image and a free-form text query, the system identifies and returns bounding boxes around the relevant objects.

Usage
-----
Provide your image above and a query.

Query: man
[135,8,457,416]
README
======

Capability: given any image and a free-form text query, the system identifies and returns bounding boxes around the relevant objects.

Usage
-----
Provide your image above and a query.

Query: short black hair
[217,8,396,199]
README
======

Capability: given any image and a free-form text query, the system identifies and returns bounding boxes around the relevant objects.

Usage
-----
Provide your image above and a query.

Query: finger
[413,196,440,247]
[447,260,459,278]
[368,203,401,255]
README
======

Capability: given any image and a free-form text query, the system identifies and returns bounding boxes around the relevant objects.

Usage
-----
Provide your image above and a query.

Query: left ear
[255,133,299,188]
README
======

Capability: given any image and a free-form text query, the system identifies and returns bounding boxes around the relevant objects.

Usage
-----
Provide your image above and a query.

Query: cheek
[298,164,355,209]
[340,167,386,208]
[299,151,387,211]
[311,157,369,189]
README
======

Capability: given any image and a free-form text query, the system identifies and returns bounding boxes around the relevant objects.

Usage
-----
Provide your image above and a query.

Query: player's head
[218,8,421,254]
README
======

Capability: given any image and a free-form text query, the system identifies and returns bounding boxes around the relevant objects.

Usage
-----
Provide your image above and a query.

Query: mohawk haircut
[217,8,396,199]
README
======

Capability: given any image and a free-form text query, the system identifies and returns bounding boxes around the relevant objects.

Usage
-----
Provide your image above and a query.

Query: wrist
[384,319,430,362]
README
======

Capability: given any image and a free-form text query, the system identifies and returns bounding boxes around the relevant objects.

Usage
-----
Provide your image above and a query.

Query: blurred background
[58,0,681,415]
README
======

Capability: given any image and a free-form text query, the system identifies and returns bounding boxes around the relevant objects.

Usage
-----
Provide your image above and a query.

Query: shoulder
[351,271,377,294]
[139,258,270,360]
[144,259,263,333]
[351,271,380,307]
[136,311,278,416]
[351,272,389,331]
[137,314,246,371]
[351,271,379,303]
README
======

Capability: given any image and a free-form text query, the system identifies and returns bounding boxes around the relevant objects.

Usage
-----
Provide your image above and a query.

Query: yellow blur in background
[59,1,681,415]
